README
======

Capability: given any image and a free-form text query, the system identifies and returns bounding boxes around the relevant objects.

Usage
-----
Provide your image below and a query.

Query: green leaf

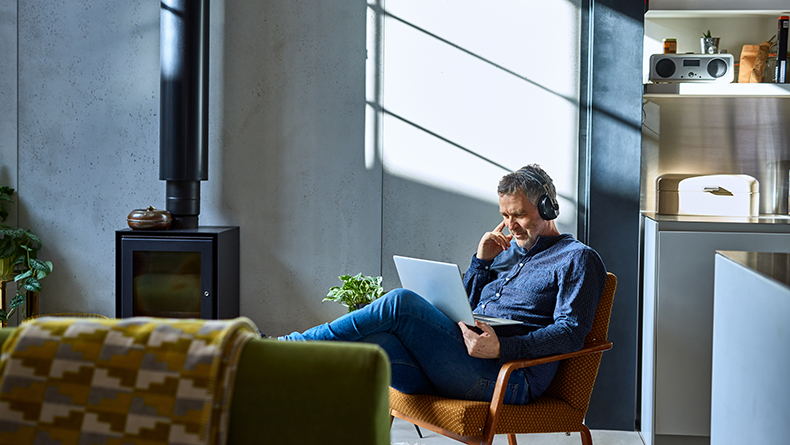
[0,226,26,238]
[9,292,26,309]
[30,259,53,274]
[0,238,15,259]
[24,231,42,247]
[24,276,42,293]
[14,269,33,282]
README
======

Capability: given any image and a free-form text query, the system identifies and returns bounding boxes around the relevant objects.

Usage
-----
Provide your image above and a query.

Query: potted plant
[0,186,53,323]
[323,273,385,312]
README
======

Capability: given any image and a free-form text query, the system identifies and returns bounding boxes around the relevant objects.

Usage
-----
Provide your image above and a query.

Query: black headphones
[518,168,559,220]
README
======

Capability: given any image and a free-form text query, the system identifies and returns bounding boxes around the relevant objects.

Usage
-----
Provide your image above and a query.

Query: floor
[391,417,645,445]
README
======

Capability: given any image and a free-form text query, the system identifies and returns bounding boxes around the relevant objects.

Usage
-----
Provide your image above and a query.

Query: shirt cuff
[497,336,518,364]
[469,254,493,270]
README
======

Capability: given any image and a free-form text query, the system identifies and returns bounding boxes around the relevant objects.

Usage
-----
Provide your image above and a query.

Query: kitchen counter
[640,216,790,445]
[711,251,790,445]
[642,211,790,232]
[716,250,790,286]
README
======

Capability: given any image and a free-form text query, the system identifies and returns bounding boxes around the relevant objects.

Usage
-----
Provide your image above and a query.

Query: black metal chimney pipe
[160,0,209,230]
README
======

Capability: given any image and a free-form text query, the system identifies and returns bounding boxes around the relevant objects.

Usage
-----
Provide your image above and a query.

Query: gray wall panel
[582,0,644,431]
[0,0,17,200]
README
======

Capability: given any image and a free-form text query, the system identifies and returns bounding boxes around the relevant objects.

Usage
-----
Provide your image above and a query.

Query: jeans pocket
[464,378,521,404]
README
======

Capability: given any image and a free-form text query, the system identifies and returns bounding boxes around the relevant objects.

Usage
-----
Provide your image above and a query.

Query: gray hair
[497,164,557,206]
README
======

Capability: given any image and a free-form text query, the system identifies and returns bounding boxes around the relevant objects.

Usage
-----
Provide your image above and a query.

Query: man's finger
[494,220,506,232]
[476,320,495,336]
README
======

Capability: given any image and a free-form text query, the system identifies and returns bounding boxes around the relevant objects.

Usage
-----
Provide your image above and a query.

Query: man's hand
[476,220,513,261]
[458,321,501,359]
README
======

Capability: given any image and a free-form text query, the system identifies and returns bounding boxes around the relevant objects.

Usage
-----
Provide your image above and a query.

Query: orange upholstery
[390,272,617,445]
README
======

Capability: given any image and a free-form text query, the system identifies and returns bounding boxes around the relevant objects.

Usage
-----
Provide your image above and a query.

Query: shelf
[646,10,789,19]
[646,0,790,15]
[644,82,790,97]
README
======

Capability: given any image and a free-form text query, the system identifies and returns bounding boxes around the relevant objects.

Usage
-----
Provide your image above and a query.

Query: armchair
[390,272,617,445]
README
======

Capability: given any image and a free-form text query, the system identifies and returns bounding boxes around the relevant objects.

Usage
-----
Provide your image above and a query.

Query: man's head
[497,165,560,249]
[497,165,559,220]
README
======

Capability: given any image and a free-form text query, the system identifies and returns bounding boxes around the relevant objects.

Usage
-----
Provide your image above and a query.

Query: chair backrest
[542,272,617,410]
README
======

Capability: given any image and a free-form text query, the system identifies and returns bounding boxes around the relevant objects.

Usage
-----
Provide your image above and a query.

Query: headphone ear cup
[538,195,558,220]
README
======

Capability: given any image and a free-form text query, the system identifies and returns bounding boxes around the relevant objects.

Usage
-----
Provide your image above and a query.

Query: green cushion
[0,328,13,347]
[228,339,391,445]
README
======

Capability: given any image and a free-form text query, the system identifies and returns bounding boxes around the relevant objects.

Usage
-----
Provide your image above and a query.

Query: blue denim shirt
[463,233,606,400]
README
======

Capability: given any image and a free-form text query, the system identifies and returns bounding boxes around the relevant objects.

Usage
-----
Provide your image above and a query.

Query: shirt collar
[524,233,570,256]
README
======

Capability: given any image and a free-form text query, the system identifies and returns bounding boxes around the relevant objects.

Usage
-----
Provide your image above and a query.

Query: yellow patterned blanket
[0,316,258,445]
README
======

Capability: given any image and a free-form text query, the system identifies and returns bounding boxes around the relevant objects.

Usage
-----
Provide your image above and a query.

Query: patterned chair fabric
[0,316,259,445]
[390,272,617,445]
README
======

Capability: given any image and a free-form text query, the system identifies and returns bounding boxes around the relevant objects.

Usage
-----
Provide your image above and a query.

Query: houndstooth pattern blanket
[0,316,258,445]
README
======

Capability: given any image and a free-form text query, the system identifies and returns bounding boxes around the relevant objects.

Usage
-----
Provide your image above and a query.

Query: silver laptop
[393,255,523,327]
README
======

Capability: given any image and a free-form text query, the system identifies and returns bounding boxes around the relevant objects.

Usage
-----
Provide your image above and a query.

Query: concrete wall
[2,0,581,337]
[0,0,17,209]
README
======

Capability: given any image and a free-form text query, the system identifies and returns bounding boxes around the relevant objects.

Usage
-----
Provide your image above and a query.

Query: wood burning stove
[115,227,239,319]
[115,1,239,320]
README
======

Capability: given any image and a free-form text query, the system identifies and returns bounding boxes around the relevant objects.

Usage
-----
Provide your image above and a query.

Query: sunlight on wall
[367,0,581,229]
[367,1,581,205]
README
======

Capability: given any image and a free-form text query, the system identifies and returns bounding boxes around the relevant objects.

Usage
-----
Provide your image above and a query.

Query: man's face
[498,191,547,249]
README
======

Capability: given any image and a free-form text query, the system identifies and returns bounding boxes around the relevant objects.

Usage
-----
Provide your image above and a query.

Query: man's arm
[497,249,606,364]
[463,221,515,308]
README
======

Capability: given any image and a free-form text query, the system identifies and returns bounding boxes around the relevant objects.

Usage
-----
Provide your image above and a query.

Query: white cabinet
[711,252,790,445]
[641,216,790,445]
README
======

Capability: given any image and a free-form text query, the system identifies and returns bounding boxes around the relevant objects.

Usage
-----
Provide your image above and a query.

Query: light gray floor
[391,417,645,445]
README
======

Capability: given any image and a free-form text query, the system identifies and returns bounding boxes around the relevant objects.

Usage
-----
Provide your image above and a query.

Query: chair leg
[414,424,424,438]
[507,433,518,445]
[580,425,593,445]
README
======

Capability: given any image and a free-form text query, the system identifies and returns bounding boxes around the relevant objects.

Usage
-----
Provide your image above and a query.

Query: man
[280,165,606,405]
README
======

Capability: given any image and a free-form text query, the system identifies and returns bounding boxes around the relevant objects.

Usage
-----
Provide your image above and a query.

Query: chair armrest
[498,340,613,376]
[481,340,613,436]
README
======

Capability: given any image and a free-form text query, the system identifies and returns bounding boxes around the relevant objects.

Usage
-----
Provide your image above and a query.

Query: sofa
[0,327,392,445]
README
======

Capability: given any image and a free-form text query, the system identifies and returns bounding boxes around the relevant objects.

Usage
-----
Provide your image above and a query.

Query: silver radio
[649,54,734,83]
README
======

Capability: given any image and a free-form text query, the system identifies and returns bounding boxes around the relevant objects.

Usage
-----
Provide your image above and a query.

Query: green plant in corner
[323,273,385,312]
[0,186,53,323]
[702,29,712,39]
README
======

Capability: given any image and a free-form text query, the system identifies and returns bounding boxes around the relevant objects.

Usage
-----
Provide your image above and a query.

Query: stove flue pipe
[160,0,209,230]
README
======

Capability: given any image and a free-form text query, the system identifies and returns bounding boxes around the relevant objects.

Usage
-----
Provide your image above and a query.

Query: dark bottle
[777,16,788,83]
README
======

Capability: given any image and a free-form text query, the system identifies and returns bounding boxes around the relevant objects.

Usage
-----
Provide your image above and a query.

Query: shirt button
[519,263,523,267]
[495,292,500,297]
[485,266,489,270]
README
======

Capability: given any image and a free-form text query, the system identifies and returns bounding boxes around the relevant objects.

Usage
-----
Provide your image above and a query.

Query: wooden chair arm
[479,340,613,443]
[499,340,613,375]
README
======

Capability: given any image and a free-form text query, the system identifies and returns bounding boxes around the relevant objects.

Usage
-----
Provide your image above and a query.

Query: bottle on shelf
[777,16,788,83]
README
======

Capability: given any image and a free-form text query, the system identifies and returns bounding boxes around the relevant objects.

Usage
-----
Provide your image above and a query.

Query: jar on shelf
[663,38,677,54]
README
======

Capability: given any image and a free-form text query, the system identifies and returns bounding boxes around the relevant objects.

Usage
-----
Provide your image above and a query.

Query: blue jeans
[281,289,530,405]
